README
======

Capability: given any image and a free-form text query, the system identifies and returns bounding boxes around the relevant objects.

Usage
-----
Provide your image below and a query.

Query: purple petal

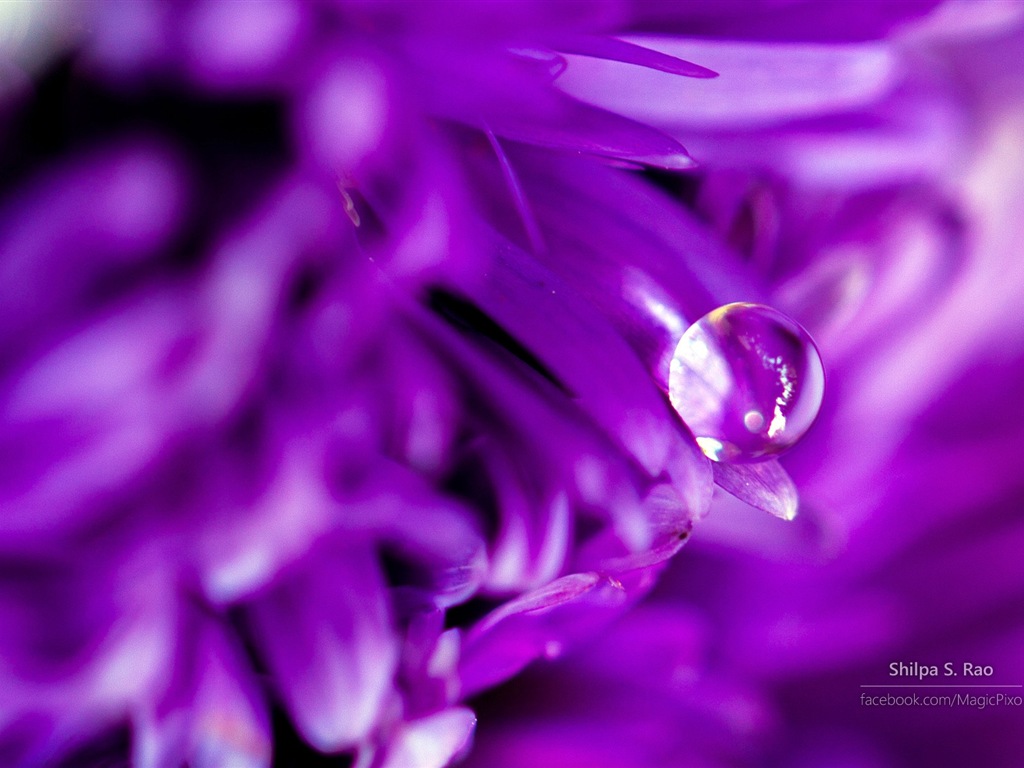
[510,149,766,382]
[0,547,177,767]
[485,471,571,595]
[399,611,461,718]
[459,563,676,699]
[180,0,307,90]
[450,231,686,479]
[558,37,902,130]
[682,81,965,188]
[342,470,489,610]
[196,434,337,604]
[244,542,397,752]
[379,707,477,768]
[134,612,270,768]
[459,573,604,697]
[552,34,717,78]
[712,459,799,521]
[413,47,693,169]
[572,482,699,575]
[0,142,186,353]
[404,302,708,566]
[295,57,485,284]
[0,179,339,538]
[485,93,694,170]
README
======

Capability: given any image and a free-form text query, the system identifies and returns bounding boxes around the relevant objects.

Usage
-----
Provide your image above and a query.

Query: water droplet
[669,303,824,463]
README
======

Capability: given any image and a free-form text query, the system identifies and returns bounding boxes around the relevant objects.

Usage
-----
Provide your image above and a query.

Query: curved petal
[551,34,717,78]
[712,459,799,521]
[558,37,902,130]
[244,543,397,753]
[379,707,477,768]
[134,612,270,768]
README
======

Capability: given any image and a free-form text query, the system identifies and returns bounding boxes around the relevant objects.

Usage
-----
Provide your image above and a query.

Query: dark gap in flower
[79,259,169,315]
[52,722,131,768]
[269,703,354,768]
[0,557,115,679]
[0,54,78,191]
[440,448,500,543]
[444,595,505,631]
[0,55,293,274]
[572,513,608,547]
[379,547,434,595]
[221,404,273,485]
[725,196,760,260]
[148,93,292,274]
[641,167,704,211]
[286,263,328,314]
[424,287,573,396]
[225,605,273,680]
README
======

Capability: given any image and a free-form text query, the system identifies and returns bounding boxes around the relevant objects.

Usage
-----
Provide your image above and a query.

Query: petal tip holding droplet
[666,303,821,521]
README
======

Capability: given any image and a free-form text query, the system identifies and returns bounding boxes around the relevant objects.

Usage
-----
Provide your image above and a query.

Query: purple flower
[464,7,1024,768]
[1,2,1022,767]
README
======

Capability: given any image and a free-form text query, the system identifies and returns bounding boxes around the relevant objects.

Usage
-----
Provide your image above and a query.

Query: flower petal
[512,149,766,382]
[458,572,604,697]
[712,459,799,521]
[244,542,397,752]
[414,47,693,169]
[551,34,717,78]
[134,612,270,768]
[380,707,477,768]
[459,561,675,700]
[0,142,185,352]
[448,231,683,479]
[558,37,901,130]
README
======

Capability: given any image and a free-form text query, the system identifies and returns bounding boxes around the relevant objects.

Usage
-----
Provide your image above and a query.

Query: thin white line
[860,684,1023,688]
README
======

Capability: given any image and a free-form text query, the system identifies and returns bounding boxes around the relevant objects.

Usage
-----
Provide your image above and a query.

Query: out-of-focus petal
[244,542,398,753]
[379,707,476,768]
[559,38,902,130]
[134,611,270,768]
[624,0,943,42]
[180,0,307,90]
[0,142,186,353]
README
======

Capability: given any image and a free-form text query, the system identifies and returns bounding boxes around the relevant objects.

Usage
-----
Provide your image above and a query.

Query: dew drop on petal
[669,303,824,463]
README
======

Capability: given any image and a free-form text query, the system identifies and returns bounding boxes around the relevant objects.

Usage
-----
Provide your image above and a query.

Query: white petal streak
[558,38,900,130]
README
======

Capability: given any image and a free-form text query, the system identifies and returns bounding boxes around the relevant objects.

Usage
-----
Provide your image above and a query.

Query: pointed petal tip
[552,34,719,79]
[636,151,698,171]
[777,498,799,522]
[712,459,800,522]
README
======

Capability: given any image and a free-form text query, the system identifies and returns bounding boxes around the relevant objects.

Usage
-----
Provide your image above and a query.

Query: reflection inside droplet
[743,410,764,432]
[669,302,824,463]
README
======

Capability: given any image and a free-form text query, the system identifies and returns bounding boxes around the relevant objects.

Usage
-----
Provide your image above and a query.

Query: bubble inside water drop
[669,302,824,463]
